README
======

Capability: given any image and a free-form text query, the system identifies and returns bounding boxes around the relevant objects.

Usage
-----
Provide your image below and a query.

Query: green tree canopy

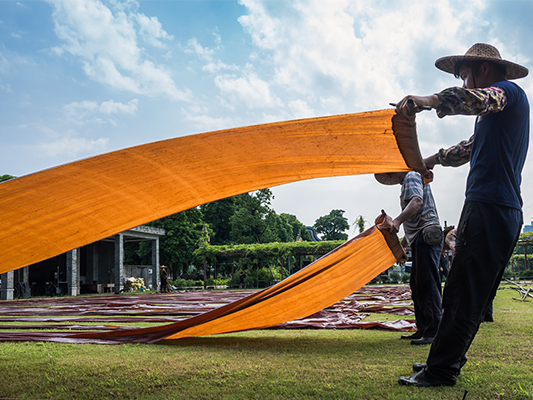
[229,189,275,244]
[138,207,212,277]
[0,174,16,182]
[280,213,311,241]
[200,197,236,245]
[314,209,349,241]
[354,215,366,234]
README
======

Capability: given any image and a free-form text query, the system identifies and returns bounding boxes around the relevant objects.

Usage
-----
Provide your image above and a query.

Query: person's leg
[422,202,522,384]
[409,241,426,335]
[410,234,442,338]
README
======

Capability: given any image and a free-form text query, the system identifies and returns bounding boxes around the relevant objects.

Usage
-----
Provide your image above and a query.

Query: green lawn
[0,284,531,400]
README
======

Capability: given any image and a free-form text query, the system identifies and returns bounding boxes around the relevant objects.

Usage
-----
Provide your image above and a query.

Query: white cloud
[38,135,109,157]
[28,125,109,158]
[135,13,173,48]
[16,2,31,10]
[186,37,215,61]
[202,60,239,74]
[47,0,189,101]
[0,82,12,93]
[214,71,281,109]
[63,98,138,125]
[99,99,138,114]
[0,52,11,73]
[182,110,239,132]
[237,0,487,113]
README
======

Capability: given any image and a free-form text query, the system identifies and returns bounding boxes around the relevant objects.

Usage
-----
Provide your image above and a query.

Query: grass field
[0,283,532,400]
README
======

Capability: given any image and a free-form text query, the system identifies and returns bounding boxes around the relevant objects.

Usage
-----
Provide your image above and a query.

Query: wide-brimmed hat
[435,43,528,80]
[374,172,405,186]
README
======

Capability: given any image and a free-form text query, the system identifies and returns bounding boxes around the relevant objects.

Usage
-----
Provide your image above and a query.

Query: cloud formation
[236,0,487,114]
[63,99,138,125]
[38,135,109,158]
[47,0,188,101]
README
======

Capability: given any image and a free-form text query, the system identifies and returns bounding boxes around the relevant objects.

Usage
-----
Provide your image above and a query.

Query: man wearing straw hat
[394,43,529,387]
[374,171,443,346]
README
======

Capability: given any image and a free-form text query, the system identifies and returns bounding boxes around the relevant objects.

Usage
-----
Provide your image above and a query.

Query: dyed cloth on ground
[0,223,407,343]
[0,286,415,338]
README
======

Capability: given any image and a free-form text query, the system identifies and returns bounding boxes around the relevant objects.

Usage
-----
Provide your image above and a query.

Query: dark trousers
[410,232,443,337]
[425,201,522,384]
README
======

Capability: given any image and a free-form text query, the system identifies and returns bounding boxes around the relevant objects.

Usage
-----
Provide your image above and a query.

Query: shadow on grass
[157,331,406,356]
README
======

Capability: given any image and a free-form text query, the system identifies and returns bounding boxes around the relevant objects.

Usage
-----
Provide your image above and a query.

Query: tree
[229,189,275,244]
[0,174,16,182]
[280,213,311,241]
[200,197,236,245]
[313,209,349,241]
[138,207,213,279]
[354,215,367,234]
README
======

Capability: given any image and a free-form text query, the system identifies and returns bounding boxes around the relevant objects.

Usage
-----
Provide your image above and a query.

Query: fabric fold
[0,109,421,274]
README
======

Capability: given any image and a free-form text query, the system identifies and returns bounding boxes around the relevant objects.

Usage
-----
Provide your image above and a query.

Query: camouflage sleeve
[435,135,473,167]
[435,86,507,118]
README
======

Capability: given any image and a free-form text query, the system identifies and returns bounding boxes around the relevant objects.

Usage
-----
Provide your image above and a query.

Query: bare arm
[388,196,424,235]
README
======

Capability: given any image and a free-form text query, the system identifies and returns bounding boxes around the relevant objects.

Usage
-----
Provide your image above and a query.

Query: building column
[22,266,29,283]
[114,233,124,294]
[1,271,14,300]
[91,245,99,283]
[152,237,160,290]
[66,249,80,296]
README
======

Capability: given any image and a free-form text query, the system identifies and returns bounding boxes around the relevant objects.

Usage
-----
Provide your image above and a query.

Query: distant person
[239,269,247,288]
[160,265,169,293]
[375,171,443,346]
[395,43,528,387]
[439,226,454,283]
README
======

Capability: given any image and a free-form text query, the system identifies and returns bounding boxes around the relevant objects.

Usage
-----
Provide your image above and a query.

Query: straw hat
[435,43,528,80]
[374,172,406,186]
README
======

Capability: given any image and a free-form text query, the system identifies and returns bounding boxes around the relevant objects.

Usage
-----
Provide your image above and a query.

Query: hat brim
[374,173,402,186]
[435,55,528,80]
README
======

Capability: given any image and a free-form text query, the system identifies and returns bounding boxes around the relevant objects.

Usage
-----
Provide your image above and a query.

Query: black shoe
[412,362,427,372]
[413,362,463,376]
[411,337,434,345]
[398,369,454,387]
[401,331,422,340]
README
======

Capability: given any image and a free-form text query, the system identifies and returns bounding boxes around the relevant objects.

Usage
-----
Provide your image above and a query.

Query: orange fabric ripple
[0,225,402,343]
[0,109,408,275]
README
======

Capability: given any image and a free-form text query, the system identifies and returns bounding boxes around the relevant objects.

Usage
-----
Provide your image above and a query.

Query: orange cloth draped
[162,225,400,341]
[0,109,413,275]
[0,223,403,344]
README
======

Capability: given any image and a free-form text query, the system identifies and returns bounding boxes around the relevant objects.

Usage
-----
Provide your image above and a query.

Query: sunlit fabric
[0,109,426,343]
[0,109,419,275]
[0,223,405,344]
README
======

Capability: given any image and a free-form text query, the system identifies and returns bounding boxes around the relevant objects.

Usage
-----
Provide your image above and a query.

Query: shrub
[520,268,533,278]
[389,271,401,284]
[401,272,410,283]
[503,265,515,278]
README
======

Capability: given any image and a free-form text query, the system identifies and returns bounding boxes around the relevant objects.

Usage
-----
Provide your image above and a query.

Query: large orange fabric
[0,224,403,344]
[0,109,413,275]
[0,109,424,344]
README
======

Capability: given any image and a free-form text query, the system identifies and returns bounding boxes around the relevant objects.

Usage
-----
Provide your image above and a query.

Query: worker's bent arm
[389,196,423,235]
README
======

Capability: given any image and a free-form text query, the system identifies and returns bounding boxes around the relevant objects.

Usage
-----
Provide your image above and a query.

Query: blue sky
[2,0,533,235]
